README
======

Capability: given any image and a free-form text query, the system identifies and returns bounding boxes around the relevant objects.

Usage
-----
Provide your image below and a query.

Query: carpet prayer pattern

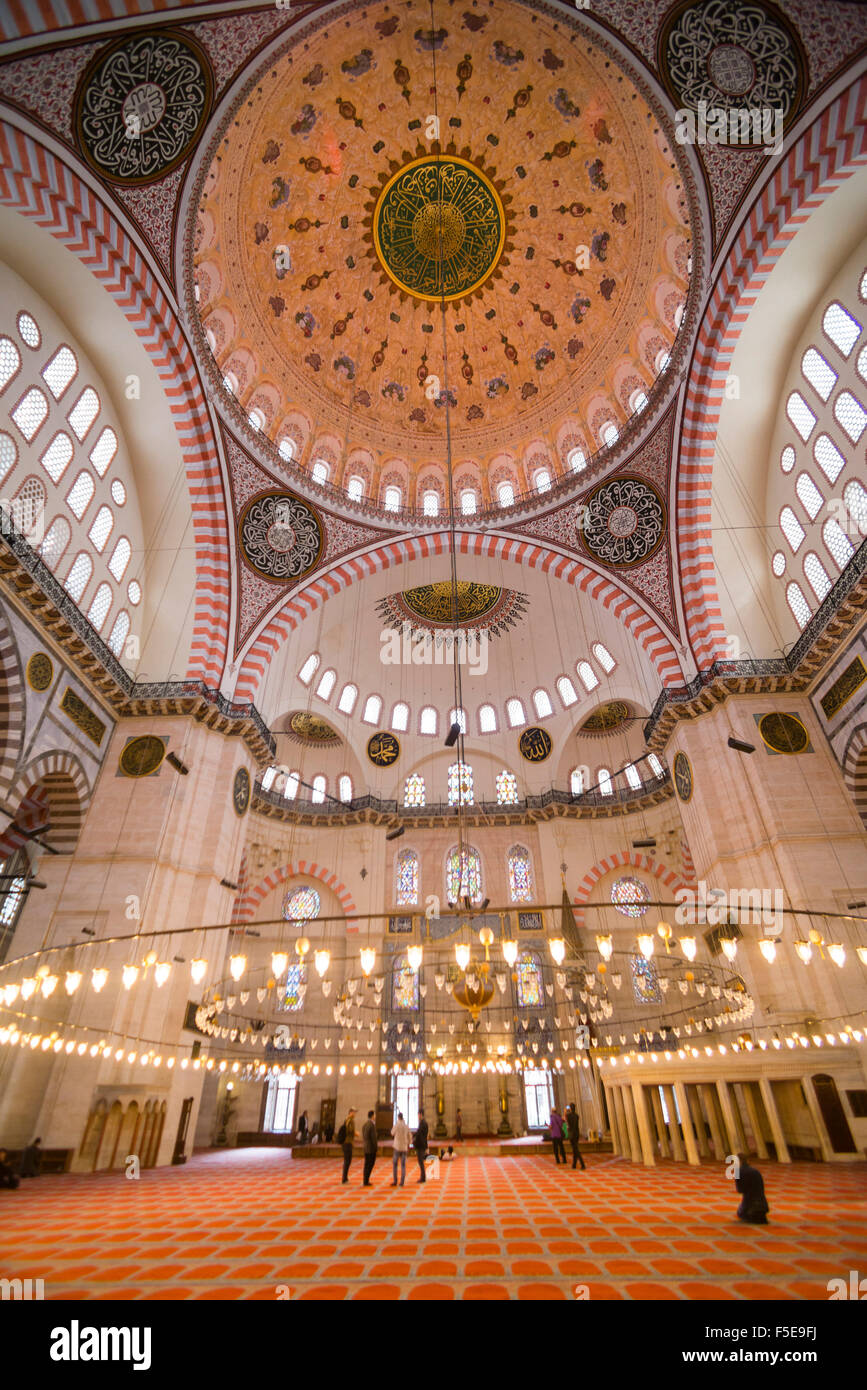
[2,1150,865,1301]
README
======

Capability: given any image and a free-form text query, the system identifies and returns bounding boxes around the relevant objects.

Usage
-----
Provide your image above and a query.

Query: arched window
[0,431,15,484]
[780,505,805,552]
[222,373,238,395]
[592,641,616,673]
[12,386,48,442]
[576,660,599,691]
[278,437,295,462]
[419,705,437,735]
[497,480,515,506]
[284,771,300,800]
[311,775,327,804]
[247,408,264,431]
[391,701,409,732]
[843,479,867,535]
[404,773,425,808]
[347,475,365,501]
[506,697,526,728]
[446,845,482,902]
[12,476,45,536]
[801,347,837,402]
[795,471,824,521]
[311,459,329,485]
[396,849,419,906]
[570,767,585,795]
[804,551,832,602]
[772,550,786,576]
[478,703,497,732]
[814,433,845,484]
[40,515,70,570]
[384,484,402,512]
[337,682,358,714]
[392,955,419,1010]
[516,951,543,1007]
[86,582,112,632]
[655,349,671,375]
[338,774,353,803]
[833,390,866,443]
[40,431,73,484]
[362,694,382,724]
[533,688,553,718]
[283,886,320,925]
[460,488,477,515]
[624,762,641,790]
[42,346,76,399]
[780,445,795,474]
[786,581,812,629]
[108,536,130,582]
[15,313,39,347]
[674,302,685,330]
[0,336,21,394]
[447,762,473,806]
[449,707,467,734]
[823,301,862,358]
[261,766,277,791]
[630,389,649,413]
[822,517,854,570]
[597,767,613,795]
[65,469,94,520]
[496,770,518,805]
[68,387,99,442]
[64,551,92,602]
[88,504,114,553]
[298,653,319,685]
[557,675,578,707]
[601,422,619,448]
[315,668,336,700]
[107,610,130,657]
[280,963,307,1012]
[860,343,867,386]
[567,447,586,472]
[127,579,141,605]
[648,753,665,778]
[533,468,551,493]
[611,876,650,918]
[508,845,533,902]
[786,391,816,442]
[422,489,439,516]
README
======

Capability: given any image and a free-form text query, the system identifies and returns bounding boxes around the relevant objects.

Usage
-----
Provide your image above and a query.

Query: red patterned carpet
[2,1150,865,1301]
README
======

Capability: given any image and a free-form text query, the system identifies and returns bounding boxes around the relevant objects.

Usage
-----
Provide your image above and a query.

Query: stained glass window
[496,771,519,805]
[282,886,320,924]
[392,955,419,1010]
[611,876,650,919]
[404,773,425,807]
[446,845,482,902]
[630,953,661,1005]
[447,762,473,806]
[516,952,542,1007]
[396,849,419,906]
[280,963,307,1011]
[508,845,533,902]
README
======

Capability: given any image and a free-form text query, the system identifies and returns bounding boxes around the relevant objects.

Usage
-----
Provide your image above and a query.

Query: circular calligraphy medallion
[518,726,553,763]
[373,156,506,302]
[673,750,693,802]
[238,491,323,582]
[758,712,809,755]
[233,766,251,816]
[367,730,400,767]
[26,652,53,692]
[119,734,166,778]
[707,44,756,96]
[578,476,666,568]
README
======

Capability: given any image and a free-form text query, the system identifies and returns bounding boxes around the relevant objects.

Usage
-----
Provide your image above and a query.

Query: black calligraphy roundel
[367,731,400,767]
[518,726,553,763]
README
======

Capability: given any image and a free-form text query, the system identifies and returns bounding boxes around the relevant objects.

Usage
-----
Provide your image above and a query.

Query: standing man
[391,1110,410,1186]
[549,1107,566,1165]
[565,1103,586,1170]
[413,1107,429,1183]
[455,1108,463,1142]
[340,1107,357,1184]
[362,1109,378,1186]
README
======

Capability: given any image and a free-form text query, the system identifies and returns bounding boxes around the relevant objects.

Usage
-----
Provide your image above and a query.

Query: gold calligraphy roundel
[119,734,166,778]
[374,156,506,302]
[367,730,401,767]
[519,726,553,763]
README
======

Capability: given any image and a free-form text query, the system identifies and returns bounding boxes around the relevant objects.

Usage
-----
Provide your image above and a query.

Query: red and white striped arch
[0,122,230,687]
[573,850,693,932]
[0,0,192,42]
[677,75,867,670]
[231,859,358,932]
[234,531,684,703]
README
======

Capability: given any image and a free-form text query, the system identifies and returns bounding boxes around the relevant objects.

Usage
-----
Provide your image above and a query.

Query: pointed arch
[231,860,358,931]
[572,851,693,931]
[841,722,867,831]
[0,603,25,807]
[4,748,92,853]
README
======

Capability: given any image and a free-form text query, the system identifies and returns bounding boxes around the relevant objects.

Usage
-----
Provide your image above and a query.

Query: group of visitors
[0,1137,42,1188]
[339,1108,431,1186]
[548,1106,586,1170]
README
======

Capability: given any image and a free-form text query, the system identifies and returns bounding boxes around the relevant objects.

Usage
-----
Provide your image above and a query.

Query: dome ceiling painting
[188,0,696,512]
[375,580,529,640]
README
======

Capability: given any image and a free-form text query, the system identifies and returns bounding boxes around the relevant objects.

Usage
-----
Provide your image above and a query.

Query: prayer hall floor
[2,1149,865,1301]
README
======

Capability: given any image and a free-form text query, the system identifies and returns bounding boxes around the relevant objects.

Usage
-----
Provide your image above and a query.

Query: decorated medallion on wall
[61,688,106,747]
[285,711,341,747]
[119,734,166,778]
[518,726,553,763]
[757,712,810,755]
[579,701,634,736]
[238,491,324,582]
[375,581,528,640]
[75,31,213,184]
[820,657,867,721]
[658,0,806,144]
[369,154,510,303]
[577,476,666,569]
[673,750,693,802]
[367,731,400,767]
[26,652,53,692]
[233,766,251,816]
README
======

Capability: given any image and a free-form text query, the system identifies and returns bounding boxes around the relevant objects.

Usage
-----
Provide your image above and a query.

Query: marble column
[686,1084,711,1158]
[758,1077,791,1162]
[715,1080,740,1157]
[650,1083,671,1158]
[802,1076,835,1162]
[606,1084,624,1156]
[740,1081,769,1159]
[631,1082,657,1167]
[673,1080,701,1165]
[621,1084,642,1164]
[700,1082,726,1161]
[662,1084,686,1161]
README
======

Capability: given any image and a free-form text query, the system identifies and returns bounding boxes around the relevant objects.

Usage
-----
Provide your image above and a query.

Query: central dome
[188,0,696,513]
